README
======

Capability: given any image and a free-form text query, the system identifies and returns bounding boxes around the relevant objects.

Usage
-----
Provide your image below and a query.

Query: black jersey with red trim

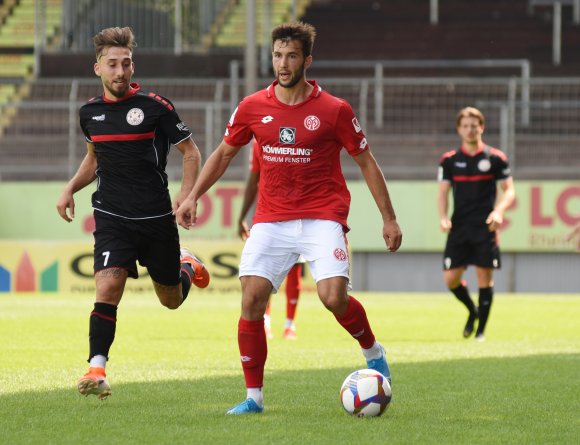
[79,83,191,219]
[438,145,511,226]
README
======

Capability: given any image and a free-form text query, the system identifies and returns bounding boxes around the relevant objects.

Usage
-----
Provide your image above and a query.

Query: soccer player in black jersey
[56,27,210,399]
[437,107,515,342]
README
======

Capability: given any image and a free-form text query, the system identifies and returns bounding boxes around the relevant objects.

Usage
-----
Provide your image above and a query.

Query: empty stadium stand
[0,0,579,182]
[304,0,580,77]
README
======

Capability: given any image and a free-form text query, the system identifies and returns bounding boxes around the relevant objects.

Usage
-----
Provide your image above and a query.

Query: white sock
[89,355,107,369]
[247,388,263,407]
[264,314,271,329]
[361,341,383,361]
[284,318,295,330]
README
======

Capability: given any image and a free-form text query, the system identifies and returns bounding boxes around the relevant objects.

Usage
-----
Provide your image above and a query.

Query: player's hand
[383,219,402,252]
[238,220,251,240]
[486,210,503,232]
[56,190,75,222]
[174,197,198,229]
[172,189,189,214]
[440,217,452,233]
[565,223,580,250]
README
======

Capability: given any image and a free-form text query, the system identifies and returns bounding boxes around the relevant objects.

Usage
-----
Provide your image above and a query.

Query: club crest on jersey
[334,248,348,261]
[304,115,320,131]
[478,159,491,172]
[279,127,296,144]
[126,108,144,126]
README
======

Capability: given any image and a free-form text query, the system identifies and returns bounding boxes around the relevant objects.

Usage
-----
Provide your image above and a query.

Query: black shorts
[443,224,501,270]
[93,211,181,285]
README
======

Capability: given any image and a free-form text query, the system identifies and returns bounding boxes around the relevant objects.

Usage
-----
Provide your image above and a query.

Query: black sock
[180,263,193,301]
[476,287,494,336]
[88,302,117,362]
[450,283,477,314]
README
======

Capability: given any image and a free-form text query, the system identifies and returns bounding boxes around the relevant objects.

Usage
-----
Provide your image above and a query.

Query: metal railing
[1,75,579,181]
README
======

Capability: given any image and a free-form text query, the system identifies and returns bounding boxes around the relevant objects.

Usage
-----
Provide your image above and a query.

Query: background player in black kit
[56,27,210,399]
[437,107,515,342]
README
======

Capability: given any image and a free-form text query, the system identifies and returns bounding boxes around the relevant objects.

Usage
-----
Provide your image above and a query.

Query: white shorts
[239,219,351,293]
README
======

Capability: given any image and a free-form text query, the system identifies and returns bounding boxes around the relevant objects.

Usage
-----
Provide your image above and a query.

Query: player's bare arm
[486,177,515,232]
[437,181,453,232]
[353,149,402,252]
[238,171,260,240]
[172,137,201,212]
[175,140,242,229]
[56,143,97,222]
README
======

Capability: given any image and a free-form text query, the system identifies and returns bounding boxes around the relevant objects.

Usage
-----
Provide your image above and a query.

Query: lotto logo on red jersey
[279,127,296,144]
[334,248,348,261]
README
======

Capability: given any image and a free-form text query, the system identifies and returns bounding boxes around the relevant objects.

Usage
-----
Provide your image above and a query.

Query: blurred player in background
[56,26,210,400]
[176,22,402,414]
[238,139,304,340]
[438,107,515,342]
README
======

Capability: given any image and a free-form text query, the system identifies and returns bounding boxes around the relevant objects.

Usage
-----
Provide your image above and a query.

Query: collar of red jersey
[266,80,321,98]
[102,82,140,103]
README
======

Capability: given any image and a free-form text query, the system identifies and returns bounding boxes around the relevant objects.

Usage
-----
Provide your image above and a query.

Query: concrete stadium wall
[353,252,580,293]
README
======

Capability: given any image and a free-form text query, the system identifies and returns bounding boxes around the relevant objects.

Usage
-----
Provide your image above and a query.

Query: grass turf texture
[0,292,578,445]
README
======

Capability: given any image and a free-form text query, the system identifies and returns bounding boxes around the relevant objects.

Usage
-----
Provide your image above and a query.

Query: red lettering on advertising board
[531,186,554,226]
[531,185,580,227]
[216,187,242,227]
[194,194,212,226]
[556,186,580,225]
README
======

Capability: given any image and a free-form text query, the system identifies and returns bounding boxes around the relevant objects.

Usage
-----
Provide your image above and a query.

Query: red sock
[285,264,302,320]
[238,317,267,388]
[334,296,375,349]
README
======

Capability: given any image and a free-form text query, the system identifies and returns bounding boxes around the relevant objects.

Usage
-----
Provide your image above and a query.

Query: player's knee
[319,293,348,314]
[443,272,462,289]
[157,292,183,310]
[162,299,181,310]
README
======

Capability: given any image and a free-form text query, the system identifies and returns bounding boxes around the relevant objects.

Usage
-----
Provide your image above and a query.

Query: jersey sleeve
[491,149,511,181]
[438,151,454,182]
[224,99,254,147]
[78,107,92,143]
[249,139,261,174]
[156,98,192,145]
[335,100,369,156]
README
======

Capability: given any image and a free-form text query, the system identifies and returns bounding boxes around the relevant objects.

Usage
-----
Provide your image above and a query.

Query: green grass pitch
[0,291,578,445]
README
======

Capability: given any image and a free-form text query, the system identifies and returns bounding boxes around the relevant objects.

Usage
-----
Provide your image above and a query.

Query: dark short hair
[271,22,316,58]
[93,26,136,60]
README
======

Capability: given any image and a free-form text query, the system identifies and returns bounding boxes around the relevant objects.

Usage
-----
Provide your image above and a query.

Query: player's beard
[104,78,130,99]
[277,62,305,89]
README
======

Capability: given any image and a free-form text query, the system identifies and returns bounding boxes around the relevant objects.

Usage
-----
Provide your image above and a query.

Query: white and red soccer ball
[340,369,392,417]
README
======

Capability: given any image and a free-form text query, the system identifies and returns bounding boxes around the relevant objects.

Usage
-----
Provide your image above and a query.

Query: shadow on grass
[0,353,578,445]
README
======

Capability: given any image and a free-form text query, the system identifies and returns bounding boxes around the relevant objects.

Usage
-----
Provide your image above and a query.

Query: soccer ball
[340,369,392,417]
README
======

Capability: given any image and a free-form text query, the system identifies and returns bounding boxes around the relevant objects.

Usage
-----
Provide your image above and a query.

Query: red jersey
[225,80,368,228]
[250,139,261,175]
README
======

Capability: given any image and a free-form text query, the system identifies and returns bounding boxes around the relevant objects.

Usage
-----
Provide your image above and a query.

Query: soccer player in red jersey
[56,27,210,400]
[438,107,516,342]
[176,22,402,414]
[238,140,304,340]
